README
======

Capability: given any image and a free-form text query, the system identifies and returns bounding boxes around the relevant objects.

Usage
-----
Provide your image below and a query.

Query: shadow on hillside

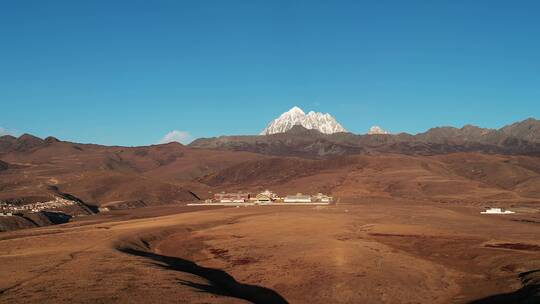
[468,269,540,304]
[118,248,288,304]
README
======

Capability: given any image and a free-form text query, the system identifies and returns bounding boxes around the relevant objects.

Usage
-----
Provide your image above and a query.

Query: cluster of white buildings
[207,190,333,205]
[0,197,76,216]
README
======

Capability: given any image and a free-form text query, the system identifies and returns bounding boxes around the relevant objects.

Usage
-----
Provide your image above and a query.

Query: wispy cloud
[0,127,17,137]
[158,130,192,144]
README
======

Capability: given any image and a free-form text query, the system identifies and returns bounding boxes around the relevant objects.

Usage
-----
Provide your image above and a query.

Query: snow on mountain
[260,106,347,135]
[260,106,306,135]
[368,126,389,135]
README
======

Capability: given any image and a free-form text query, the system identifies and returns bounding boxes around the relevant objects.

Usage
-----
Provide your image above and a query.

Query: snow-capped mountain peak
[260,106,347,135]
[288,106,305,115]
[277,106,306,124]
[368,126,389,135]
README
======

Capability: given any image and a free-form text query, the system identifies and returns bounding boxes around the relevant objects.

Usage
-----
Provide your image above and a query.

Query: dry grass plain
[1,199,539,304]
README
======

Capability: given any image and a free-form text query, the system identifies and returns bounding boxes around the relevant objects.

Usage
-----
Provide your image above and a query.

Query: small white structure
[284,193,312,203]
[312,193,332,203]
[481,207,515,215]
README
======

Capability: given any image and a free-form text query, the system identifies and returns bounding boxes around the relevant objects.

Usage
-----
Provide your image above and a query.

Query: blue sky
[1,0,539,145]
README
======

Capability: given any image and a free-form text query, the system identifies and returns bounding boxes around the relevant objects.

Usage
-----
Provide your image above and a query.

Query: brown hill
[0,135,17,151]
[0,136,267,209]
[501,118,540,143]
[190,125,365,158]
[10,134,45,152]
[414,125,494,143]
[198,153,540,204]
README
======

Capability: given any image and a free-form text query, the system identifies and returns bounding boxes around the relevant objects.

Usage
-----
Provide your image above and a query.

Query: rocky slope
[0,211,73,232]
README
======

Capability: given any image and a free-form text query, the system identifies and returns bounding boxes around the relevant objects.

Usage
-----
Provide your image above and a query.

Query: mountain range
[1,116,539,214]
[2,117,539,161]
[191,117,540,158]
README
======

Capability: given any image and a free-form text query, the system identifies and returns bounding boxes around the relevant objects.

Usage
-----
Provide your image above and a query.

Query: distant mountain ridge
[190,118,540,158]
[501,118,540,143]
[260,106,347,135]
[1,118,539,159]
[0,133,45,153]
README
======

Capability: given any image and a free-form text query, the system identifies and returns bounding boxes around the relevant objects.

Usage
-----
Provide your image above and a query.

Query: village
[0,197,77,216]
[188,190,334,206]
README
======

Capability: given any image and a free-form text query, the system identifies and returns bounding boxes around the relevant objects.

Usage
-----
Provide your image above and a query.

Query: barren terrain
[1,133,540,303]
[1,199,539,303]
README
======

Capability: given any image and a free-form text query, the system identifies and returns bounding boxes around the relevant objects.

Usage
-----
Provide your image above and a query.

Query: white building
[312,193,332,203]
[481,207,515,214]
[284,193,312,203]
[214,193,250,203]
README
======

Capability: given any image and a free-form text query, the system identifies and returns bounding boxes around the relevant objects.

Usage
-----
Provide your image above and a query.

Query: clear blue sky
[1,0,539,145]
